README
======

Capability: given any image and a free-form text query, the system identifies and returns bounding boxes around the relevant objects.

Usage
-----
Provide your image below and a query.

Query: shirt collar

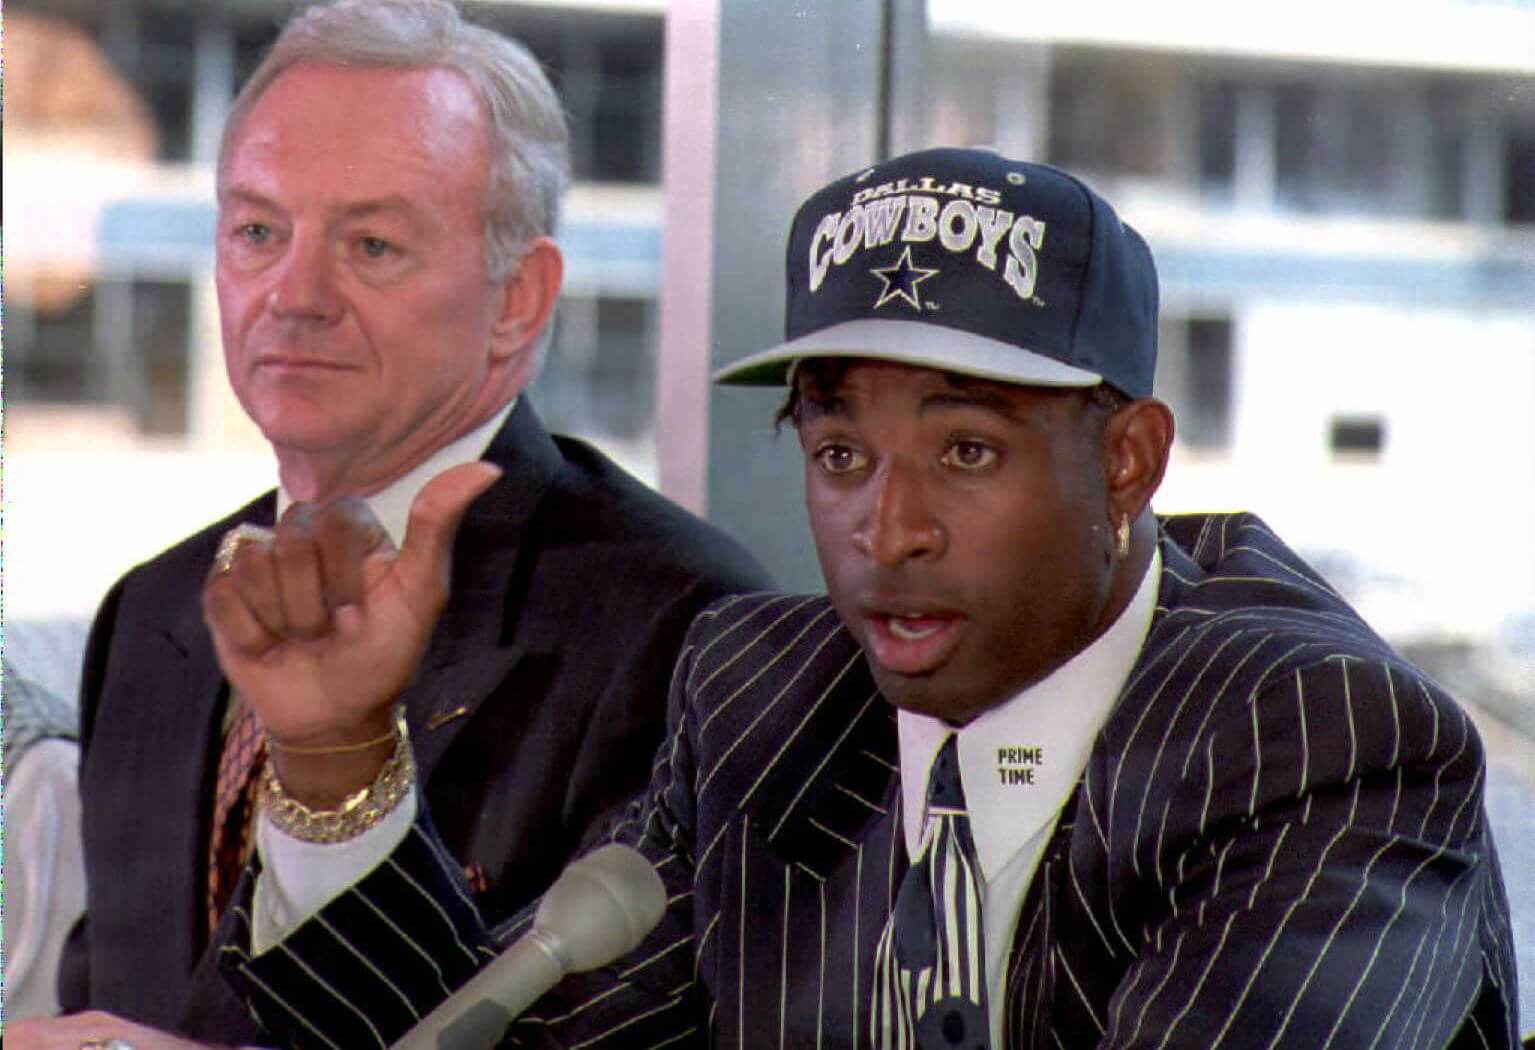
[277,401,513,547]
[897,547,1162,879]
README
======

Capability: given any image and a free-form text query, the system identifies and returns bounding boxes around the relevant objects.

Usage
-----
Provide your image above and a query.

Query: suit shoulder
[90,492,274,630]
[1144,512,1424,712]
[1111,584,1478,849]
[112,492,275,594]
[1107,520,1478,804]
[1131,586,1457,752]
[543,435,770,590]
[79,491,271,731]
[677,592,858,701]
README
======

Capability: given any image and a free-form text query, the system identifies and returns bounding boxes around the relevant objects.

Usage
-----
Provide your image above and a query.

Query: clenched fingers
[310,495,395,607]
[203,498,394,653]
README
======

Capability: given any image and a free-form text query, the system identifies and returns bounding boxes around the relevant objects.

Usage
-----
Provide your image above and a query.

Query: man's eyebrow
[218,186,423,222]
[219,185,277,210]
[336,195,423,221]
[920,386,1024,422]
[798,391,848,423]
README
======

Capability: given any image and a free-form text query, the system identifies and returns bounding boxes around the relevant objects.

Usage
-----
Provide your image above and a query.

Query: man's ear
[1103,397,1175,523]
[489,236,563,364]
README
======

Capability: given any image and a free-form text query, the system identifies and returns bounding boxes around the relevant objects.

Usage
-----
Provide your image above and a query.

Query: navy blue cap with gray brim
[712,147,1159,399]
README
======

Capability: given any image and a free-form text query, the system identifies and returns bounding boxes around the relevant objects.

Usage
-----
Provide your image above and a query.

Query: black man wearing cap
[215,147,1518,1049]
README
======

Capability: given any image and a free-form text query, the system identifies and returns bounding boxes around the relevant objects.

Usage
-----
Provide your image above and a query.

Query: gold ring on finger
[215,522,275,574]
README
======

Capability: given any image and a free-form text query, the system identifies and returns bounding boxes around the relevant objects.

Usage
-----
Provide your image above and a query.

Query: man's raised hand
[201,462,501,804]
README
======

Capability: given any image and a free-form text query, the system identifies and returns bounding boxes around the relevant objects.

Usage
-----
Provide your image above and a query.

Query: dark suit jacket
[57,400,771,1042]
[225,513,1520,1049]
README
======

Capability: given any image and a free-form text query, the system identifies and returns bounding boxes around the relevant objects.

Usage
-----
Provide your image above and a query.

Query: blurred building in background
[4,0,1531,1026]
[5,0,1534,665]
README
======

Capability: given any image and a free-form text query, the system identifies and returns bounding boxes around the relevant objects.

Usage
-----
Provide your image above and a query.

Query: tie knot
[927,734,966,811]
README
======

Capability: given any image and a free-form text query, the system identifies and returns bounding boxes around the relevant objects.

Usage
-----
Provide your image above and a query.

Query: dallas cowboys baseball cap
[713,146,1158,398]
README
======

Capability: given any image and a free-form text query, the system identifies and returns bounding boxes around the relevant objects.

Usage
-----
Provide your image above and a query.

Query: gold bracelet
[266,727,396,755]
[258,715,415,844]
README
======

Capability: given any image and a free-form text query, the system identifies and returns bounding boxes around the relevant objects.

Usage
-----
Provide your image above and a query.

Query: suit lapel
[154,495,275,968]
[157,605,232,969]
[402,401,562,780]
[752,646,902,880]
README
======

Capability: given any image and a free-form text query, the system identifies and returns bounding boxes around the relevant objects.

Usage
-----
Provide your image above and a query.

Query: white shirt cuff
[251,786,418,954]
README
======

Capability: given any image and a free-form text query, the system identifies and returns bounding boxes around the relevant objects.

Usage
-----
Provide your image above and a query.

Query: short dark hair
[774,358,852,431]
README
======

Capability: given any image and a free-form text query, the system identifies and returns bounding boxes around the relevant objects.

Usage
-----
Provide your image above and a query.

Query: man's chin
[253,411,358,456]
[872,668,966,726]
[873,661,1030,727]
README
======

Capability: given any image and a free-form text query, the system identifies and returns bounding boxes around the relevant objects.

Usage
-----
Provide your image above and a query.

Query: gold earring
[1116,514,1131,560]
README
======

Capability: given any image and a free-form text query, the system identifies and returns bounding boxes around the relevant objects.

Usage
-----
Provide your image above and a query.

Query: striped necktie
[207,696,265,934]
[872,734,991,1049]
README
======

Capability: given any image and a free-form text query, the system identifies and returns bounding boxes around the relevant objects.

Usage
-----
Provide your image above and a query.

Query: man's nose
[267,234,342,322]
[851,461,945,565]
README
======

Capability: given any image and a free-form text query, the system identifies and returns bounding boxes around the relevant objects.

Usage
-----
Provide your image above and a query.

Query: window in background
[7,277,193,437]
[477,5,663,185]
[1270,74,1493,220]
[1333,89,1396,213]
[1157,315,1234,451]
[133,7,197,162]
[1046,51,1177,179]
[1330,415,1387,459]
[532,294,657,448]
[6,290,99,408]
[130,279,195,436]
[1196,80,1239,198]
[1506,124,1535,224]
[591,31,662,182]
[1274,82,1324,212]
[232,13,282,98]
[26,0,198,164]
[1424,82,1470,221]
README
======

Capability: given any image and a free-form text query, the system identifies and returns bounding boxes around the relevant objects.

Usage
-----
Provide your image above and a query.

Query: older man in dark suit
[10,3,768,1048]
[90,148,1518,1049]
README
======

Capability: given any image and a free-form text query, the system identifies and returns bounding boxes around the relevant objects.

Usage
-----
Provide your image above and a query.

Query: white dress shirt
[252,403,511,951]
[2,738,87,1020]
[896,549,1161,1046]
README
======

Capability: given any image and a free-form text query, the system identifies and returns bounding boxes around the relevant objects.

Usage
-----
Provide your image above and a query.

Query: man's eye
[358,236,395,259]
[813,443,867,475]
[235,223,272,245]
[941,440,998,471]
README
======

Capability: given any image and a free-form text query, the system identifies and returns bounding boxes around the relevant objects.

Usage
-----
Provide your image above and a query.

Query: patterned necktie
[207,696,266,934]
[872,734,991,1049]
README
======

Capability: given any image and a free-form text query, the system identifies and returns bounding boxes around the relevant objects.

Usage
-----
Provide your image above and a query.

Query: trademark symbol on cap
[1007,172,1026,185]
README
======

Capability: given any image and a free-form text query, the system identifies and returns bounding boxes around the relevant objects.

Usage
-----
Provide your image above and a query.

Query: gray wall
[702,0,928,592]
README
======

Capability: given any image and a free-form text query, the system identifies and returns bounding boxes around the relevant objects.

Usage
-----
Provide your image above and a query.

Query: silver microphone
[390,843,666,1050]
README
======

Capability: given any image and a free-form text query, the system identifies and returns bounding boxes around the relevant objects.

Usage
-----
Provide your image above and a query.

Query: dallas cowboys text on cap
[715,147,1159,398]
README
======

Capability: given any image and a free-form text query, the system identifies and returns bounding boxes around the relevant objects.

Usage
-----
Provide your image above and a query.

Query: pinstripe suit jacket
[225,512,1520,1049]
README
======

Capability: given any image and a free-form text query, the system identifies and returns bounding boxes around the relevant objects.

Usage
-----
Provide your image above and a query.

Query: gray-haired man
[19,2,767,1046]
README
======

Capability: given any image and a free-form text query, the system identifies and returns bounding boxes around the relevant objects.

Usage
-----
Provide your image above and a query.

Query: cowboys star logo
[870,246,938,311]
